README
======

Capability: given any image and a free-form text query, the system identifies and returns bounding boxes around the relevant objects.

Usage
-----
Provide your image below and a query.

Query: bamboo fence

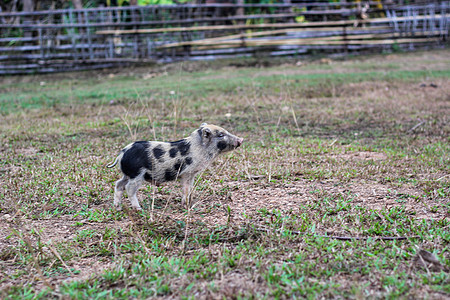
[0,1,448,74]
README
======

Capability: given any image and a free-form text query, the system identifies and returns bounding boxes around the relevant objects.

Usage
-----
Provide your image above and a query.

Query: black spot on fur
[164,169,177,181]
[174,159,186,173]
[170,139,191,156]
[185,157,193,165]
[152,147,165,159]
[178,143,190,156]
[170,139,183,145]
[169,147,178,158]
[217,141,227,151]
[144,172,153,182]
[121,141,151,179]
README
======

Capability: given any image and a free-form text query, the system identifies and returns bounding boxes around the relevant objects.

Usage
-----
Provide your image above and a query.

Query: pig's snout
[235,137,244,148]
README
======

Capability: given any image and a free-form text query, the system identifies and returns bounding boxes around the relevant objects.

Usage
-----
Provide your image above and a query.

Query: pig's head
[196,123,243,155]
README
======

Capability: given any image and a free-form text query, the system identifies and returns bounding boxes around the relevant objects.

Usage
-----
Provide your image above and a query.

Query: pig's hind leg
[125,177,143,210]
[114,175,129,210]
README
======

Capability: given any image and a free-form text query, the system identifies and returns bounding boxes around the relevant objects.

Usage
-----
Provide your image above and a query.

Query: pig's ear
[201,127,212,141]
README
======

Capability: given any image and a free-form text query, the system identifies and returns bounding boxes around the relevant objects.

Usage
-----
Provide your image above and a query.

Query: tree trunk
[235,0,244,25]
[22,0,34,12]
[72,0,83,9]
[129,0,138,6]
[22,0,34,39]
[236,0,244,17]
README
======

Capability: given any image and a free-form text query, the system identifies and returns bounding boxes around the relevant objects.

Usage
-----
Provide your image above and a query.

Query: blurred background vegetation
[1,0,381,11]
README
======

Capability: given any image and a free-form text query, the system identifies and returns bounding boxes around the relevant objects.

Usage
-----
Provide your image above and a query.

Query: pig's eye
[217,133,224,138]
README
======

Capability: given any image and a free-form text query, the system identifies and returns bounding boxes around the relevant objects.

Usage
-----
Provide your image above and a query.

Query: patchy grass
[0,49,449,299]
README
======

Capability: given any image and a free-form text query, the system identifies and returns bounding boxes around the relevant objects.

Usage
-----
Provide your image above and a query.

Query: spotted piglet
[107,123,244,209]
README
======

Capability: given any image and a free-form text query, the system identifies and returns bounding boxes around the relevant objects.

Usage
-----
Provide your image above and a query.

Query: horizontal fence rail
[0,2,448,74]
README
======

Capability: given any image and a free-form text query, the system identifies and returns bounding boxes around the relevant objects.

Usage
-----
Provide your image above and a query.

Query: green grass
[0,49,449,299]
[1,59,449,115]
